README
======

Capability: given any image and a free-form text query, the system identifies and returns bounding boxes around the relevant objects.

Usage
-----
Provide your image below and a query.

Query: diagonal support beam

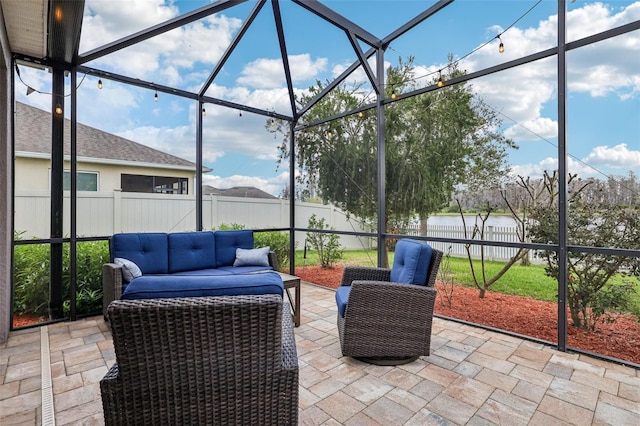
[381,0,453,47]
[78,0,247,64]
[346,31,378,94]
[200,0,266,96]
[272,0,297,119]
[292,0,381,48]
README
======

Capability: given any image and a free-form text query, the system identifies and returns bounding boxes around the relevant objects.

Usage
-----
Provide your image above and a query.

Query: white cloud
[584,143,640,169]
[81,1,242,82]
[509,156,594,179]
[509,143,640,180]
[237,54,328,89]
[504,117,557,142]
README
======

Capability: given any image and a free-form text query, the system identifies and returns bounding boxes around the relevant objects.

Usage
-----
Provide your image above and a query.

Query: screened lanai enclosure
[1,0,639,366]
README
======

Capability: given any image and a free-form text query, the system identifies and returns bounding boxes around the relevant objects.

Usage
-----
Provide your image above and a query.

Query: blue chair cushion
[335,286,351,318]
[111,233,169,275]
[390,239,432,285]
[168,231,216,273]
[214,230,254,267]
[121,271,284,300]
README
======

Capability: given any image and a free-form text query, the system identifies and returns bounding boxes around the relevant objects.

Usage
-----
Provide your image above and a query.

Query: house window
[63,171,98,191]
[121,174,188,194]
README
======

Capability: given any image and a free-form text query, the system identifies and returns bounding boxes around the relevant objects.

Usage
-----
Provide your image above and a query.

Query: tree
[272,56,516,230]
[528,171,640,330]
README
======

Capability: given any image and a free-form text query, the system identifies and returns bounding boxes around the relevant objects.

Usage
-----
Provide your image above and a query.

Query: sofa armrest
[268,251,279,270]
[102,263,124,320]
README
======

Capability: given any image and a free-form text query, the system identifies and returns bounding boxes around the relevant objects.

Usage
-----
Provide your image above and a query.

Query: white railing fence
[14,191,536,262]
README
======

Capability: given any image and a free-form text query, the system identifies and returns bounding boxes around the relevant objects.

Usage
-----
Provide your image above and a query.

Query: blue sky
[16,0,640,196]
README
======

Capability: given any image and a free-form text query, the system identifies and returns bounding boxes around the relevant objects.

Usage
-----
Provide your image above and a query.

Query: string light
[381,0,541,94]
[202,107,206,116]
[327,130,333,138]
[154,90,158,102]
[239,111,243,117]
[55,103,63,115]
[98,79,103,89]
[358,111,364,118]
[391,89,398,100]
[437,71,445,88]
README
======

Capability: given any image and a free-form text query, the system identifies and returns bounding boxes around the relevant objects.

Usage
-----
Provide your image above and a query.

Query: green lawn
[293,249,640,316]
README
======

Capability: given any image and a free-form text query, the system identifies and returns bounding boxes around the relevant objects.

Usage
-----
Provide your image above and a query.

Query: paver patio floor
[1,282,639,425]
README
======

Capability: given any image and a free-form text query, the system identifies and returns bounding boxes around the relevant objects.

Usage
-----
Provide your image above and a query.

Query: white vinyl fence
[400,223,537,263]
[13,190,374,250]
[14,191,533,261]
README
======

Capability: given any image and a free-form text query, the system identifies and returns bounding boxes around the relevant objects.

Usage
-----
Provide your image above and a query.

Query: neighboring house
[202,185,277,199]
[15,102,209,194]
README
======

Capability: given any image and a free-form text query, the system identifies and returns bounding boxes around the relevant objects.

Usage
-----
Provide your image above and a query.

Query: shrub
[255,231,293,270]
[13,239,108,317]
[306,214,343,268]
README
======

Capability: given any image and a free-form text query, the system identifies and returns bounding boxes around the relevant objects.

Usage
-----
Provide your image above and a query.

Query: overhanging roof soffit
[48,0,85,64]
[292,0,381,48]
[77,0,247,65]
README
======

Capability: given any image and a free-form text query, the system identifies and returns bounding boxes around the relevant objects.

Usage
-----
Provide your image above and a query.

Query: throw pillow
[233,246,270,267]
[114,257,143,282]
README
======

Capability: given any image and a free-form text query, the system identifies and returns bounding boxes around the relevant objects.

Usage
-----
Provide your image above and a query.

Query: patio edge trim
[40,326,55,426]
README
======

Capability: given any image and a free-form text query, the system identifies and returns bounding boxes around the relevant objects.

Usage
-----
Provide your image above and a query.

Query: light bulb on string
[437,71,445,88]
[98,79,103,89]
[358,111,364,118]
[55,103,63,115]
[327,130,333,138]
[391,89,397,100]
[497,35,505,53]
[239,111,243,117]
[202,107,206,116]
[154,90,158,102]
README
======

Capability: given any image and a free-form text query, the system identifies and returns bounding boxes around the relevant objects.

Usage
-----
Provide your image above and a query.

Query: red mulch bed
[295,265,640,365]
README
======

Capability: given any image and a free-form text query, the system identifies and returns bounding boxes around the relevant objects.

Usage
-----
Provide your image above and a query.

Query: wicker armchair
[336,239,443,365]
[100,295,298,425]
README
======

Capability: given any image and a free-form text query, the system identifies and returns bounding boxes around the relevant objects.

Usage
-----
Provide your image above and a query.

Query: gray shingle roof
[202,185,277,199]
[15,102,198,169]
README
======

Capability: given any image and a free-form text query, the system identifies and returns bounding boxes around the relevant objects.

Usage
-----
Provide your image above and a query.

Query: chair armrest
[102,263,124,320]
[347,281,437,321]
[340,266,391,286]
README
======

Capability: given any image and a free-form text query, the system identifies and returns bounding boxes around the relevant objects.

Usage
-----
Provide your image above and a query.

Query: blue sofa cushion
[335,286,351,318]
[390,239,432,285]
[168,231,216,273]
[217,265,273,274]
[121,271,284,300]
[172,268,231,276]
[214,230,254,267]
[111,233,169,274]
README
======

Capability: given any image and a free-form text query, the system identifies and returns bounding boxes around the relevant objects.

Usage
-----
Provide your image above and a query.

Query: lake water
[427,215,518,227]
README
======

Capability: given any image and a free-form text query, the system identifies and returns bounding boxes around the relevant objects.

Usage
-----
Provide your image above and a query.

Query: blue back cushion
[110,233,169,274]
[214,230,254,267]
[168,231,216,273]
[390,239,432,285]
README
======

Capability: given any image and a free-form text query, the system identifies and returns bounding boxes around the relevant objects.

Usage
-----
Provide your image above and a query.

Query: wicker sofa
[102,230,280,318]
[101,294,299,425]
